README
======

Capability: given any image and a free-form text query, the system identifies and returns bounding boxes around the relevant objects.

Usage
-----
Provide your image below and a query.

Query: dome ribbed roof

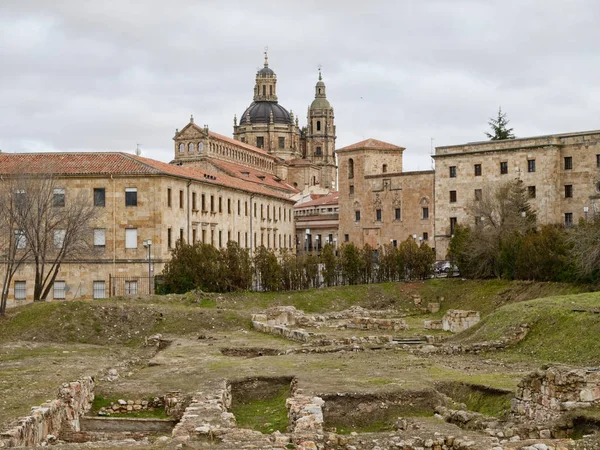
[310,97,331,109]
[239,102,291,125]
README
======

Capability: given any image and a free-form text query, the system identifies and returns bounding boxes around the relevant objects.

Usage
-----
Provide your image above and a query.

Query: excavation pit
[436,381,513,418]
[228,376,295,434]
[321,390,442,434]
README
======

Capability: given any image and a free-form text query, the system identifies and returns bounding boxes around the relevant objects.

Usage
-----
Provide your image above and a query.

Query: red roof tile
[206,158,298,193]
[336,138,405,152]
[0,152,295,202]
[295,192,339,208]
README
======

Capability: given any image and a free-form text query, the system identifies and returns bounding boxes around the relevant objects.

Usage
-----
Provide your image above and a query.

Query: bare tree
[0,179,32,315]
[2,174,97,302]
[450,180,536,278]
[567,214,600,280]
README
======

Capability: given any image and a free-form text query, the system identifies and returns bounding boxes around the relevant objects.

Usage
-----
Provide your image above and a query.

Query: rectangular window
[597,154,600,168]
[349,185,354,195]
[219,230,222,248]
[449,190,457,203]
[528,186,536,198]
[245,201,248,216]
[254,203,257,218]
[53,281,66,300]
[256,136,264,148]
[392,240,397,247]
[210,195,215,212]
[192,228,197,243]
[167,188,172,207]
[315,146,322,156]
[565,184,573,198]
[125,280,138,295]
[180,228,184,243]
[450,217,457,235]
[94,228,106,248]
[227,198,231,214]
[202,229,206,243]
[376,209,382,221]
[474,164,482,176]
[449,166,457,178]
[564,156,573,170]
[54,229,65,248]
[202,194,206,211]
[565,212,573,227]
[355,210,361,221]
[14,281,26,300]
[53,188,65,207]
[395,208,401,220]
[168,227,172,248]
[15,230,26,249]
[474,189,482,201]
[93,281,106,299]
[527,159,536,172]
[423,232,428,241]
[344,234,349,242]
[179,190,184,208]
[219,197,222,213]
[245,232,248,248]
[261,204,264,219]
[238,199,241,215]
[278,137,285,148]
[500,161,508,175]
[192,192,197,210]
[422,207,429,220]
[125,188,137,206]
[94,188,106,207]
[125,228,137,249]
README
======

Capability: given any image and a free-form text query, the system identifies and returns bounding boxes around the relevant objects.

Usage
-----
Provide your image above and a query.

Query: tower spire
[264,46,269,67]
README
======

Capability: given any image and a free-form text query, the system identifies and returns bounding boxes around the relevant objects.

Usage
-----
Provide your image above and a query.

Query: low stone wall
[252,317,313,342]
[286,394,324,433]
[346,316,408,331]
[0,377,95,448]
[424,319,443,330]
[442,310,481,333]
[512,366,600,421]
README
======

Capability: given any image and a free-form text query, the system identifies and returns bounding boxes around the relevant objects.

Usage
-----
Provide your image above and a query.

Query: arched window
[348,158,354,179]
[188,143,194,153]
[179,143,184,153]
[198,142,203,153]
[269,85,273,95]
[316,121,321,131]
[382,164,387,173]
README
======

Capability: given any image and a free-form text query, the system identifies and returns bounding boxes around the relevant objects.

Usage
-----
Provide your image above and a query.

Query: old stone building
[294,191,340,254]
[232,53,337,190]
[433,130,600,258]
[0,152,296,307]
[336,139,435,250]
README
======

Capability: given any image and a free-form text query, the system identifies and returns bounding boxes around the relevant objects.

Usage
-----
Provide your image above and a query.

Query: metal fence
[109,275,155,297]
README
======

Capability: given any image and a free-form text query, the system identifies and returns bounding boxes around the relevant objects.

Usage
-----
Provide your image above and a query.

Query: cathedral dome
[239,102,291,125]
[257,66,275,77]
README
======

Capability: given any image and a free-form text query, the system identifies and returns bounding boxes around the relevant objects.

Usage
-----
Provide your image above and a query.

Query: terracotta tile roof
[0,152,295,202]
[206,158,298,194]
[336,138,405,152]
[0,152,156,175]
[288,158,313,166]
[295,192,339,208]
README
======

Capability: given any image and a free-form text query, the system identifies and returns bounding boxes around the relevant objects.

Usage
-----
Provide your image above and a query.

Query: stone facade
[433,130,600,258]
[336,139,435,249]
[294,191,339,254]
[0,152,296,306]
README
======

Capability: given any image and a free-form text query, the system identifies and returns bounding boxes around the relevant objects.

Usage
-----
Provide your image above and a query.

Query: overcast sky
[1,0,599,171]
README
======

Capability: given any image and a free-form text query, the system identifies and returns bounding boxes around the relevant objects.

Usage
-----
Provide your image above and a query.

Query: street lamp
[143,239,152,295]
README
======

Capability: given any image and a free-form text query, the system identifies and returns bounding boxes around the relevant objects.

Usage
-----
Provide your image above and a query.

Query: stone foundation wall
[0,377,94,448]
[251,317,313,342]
[442,310,480,333]
[512,366,600,421]
[346,316,408,331]
[424,319,443,330]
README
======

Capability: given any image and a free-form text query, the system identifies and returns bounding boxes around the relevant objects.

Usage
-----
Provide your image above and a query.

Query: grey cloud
[1,0,600,170]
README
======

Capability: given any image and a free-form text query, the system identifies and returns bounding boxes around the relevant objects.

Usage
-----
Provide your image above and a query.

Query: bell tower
[306,69,337,189]
[254,51,278,102]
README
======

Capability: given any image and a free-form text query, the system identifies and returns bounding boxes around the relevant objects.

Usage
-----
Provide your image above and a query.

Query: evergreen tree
[485,107,515,140]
